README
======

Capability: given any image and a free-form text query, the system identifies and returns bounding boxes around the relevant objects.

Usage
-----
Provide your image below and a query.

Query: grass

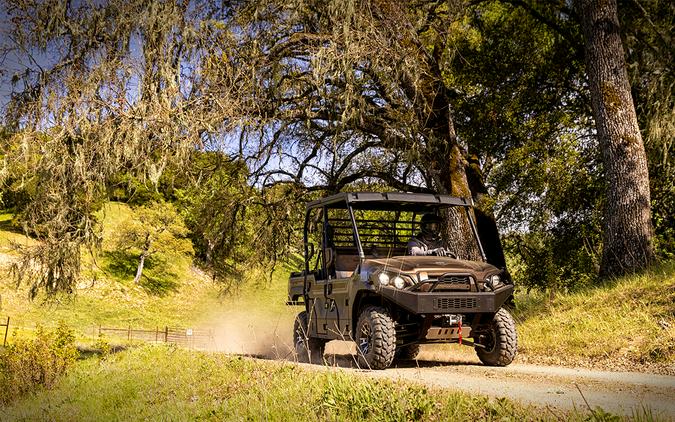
[513,261,675,370]
[0,211,34,253]
[0,345,596,421]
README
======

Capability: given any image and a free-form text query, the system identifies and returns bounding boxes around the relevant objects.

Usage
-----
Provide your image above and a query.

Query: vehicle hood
[360,256,498,277]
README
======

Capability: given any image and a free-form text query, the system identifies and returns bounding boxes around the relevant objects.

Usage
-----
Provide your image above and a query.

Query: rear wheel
[355,306,396,370]
[395,344,420,360]
[475,307,517,366]
[294,311,325,364]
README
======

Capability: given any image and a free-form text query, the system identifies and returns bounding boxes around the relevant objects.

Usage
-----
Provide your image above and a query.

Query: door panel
[310,277,329,336]
[323,276,351,338]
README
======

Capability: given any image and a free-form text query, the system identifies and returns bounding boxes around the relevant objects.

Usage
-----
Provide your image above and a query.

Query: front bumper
[379,284,513,314]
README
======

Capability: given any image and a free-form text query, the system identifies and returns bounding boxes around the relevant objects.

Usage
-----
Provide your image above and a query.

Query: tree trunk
[421,79,487,262]
[134,254,146,284]
[440,142,483,261]
[577,0,655,277]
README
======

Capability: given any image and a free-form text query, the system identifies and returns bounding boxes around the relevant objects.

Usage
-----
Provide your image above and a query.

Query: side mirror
[307,243,315,260]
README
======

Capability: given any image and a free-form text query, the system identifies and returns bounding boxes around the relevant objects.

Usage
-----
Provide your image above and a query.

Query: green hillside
[1,203,673,371]
[515,262,675,372]
[0,203,289,342]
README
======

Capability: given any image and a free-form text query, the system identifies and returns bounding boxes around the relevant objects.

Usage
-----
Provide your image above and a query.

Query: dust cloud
[203,305,358,362]
[206,308,296,359]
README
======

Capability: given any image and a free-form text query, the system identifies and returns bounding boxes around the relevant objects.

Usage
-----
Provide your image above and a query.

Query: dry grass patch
[514,262,675,372]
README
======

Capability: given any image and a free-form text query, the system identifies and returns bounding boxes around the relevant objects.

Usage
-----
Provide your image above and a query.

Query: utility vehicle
[288,192,517,369]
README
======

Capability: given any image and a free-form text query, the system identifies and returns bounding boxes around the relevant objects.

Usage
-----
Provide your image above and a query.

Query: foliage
[0,126,29,210]
[94,334,111,358]
[168,152,306,289]
[0,0,249,295]
[491,135,603,291]
[443,1,600,289]
[3,129,107,298]
[0,0,671,293]
[111,201,193,284]
[0,321,78,405]
[233,0,462,191]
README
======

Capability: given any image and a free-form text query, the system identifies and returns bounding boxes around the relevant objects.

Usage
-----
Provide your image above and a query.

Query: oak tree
[576,0,655,277]
[112,201,193,284]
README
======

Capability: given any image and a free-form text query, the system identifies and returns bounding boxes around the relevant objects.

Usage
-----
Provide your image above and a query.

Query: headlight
[373,271,412,289]
[378,273,390,286]
[485,274,501,290]
[393,276,406,289]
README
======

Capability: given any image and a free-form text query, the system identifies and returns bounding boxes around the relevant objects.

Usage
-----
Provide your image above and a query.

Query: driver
[407,213,450,256]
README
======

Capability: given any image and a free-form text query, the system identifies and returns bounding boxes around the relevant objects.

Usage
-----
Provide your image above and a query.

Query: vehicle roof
[306,192,473,211]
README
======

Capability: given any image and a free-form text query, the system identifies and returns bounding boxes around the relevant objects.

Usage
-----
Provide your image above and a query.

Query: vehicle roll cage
[302,192,488,276]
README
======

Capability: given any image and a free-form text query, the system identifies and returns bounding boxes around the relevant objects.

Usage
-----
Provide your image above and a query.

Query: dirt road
[211,313,674,418]
[291,343,675,419]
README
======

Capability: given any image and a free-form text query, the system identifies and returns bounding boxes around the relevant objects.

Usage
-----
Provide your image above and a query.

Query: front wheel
[475,307,517,366]
[355,306,396,370]
[294,311,325,364]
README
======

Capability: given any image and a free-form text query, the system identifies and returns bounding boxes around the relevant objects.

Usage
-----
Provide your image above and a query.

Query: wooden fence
[1,316,9,347]
[0,317,215,350]
[98,325,215,349]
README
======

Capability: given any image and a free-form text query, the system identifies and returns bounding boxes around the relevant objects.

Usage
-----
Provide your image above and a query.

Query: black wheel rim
[482,328,496,352]
[358,323,371,355]
[295,322,306,349]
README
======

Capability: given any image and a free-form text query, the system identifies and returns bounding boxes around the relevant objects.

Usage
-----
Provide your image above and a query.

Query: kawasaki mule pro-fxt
[287,192,517,370]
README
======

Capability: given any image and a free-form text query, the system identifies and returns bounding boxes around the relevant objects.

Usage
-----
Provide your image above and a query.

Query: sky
[0,5,56,116]
[0,5,19,113]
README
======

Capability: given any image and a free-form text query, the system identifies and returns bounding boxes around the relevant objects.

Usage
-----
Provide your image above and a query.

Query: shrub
[94,333,111,358]
[0,321,79,404]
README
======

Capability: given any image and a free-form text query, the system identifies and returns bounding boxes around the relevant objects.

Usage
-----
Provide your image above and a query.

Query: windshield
[323,206,483,261]
[351,209,416,252]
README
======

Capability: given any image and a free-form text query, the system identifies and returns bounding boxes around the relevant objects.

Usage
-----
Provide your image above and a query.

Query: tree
[113,201,193,284]
[2,0,667,295]
[482,0,665,283]
[447,1,605,290]
[171,152,304,288]
[576,0,655,277]
[0,0,250,295]
[619,0,675,260]
[231,0,491,260]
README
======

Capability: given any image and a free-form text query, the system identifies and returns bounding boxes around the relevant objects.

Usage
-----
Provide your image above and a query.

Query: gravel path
[290,342,675,419]
[367,361,675,418]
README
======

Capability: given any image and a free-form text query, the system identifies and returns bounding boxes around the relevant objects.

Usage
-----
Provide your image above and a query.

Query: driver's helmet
[420,213,442,237]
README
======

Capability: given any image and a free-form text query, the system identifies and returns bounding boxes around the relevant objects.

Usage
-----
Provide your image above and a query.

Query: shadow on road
[231,349,483,370]
[320,353,483,369]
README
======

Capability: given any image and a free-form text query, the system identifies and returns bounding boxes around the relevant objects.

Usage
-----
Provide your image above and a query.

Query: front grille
[440,275,471,284]
[433,297,477,310]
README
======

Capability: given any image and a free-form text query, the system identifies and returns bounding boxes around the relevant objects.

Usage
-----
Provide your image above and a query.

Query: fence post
[155,326,159,343]
[164,326,168,343]
[3,317,9,347]
[128,325,131,341]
